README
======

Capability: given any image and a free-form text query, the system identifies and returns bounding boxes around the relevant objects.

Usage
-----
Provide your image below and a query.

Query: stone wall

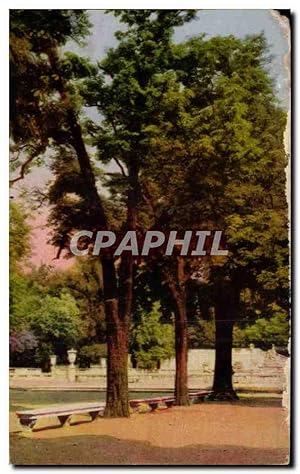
[10,347,288,393]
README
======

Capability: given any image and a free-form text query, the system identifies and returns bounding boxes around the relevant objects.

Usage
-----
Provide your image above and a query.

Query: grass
[10,389,171,411]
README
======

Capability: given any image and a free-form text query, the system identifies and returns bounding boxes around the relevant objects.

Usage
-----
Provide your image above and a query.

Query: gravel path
[10,403,289,465]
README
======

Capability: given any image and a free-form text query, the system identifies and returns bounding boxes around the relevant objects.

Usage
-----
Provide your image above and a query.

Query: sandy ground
[10,403,290,465]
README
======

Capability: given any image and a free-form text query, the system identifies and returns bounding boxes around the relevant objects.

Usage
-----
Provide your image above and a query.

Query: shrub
[78,344,107,368]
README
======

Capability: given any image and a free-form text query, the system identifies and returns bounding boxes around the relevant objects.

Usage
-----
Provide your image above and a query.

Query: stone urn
[67,348,77,366]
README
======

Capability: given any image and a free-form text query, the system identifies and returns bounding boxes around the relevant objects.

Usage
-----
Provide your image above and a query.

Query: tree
[10,11,289,409]
[31,259,107,345]
[9,201,41,335]
[140,32,288,399]
[9,9,122,413]
[10,10,91,183]
[233,300,289,350]
[9,201,31,271]
[10,271,41,332]
[78,343,107,368]
[30,291,82,359]
[9,330,38,367]
[174,34,289,398]
[10,9,197,416]
[78,9,196,412]
[131,302,175,369]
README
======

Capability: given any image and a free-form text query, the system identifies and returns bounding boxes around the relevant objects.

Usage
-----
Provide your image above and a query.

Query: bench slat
[16,402,105,418]
[17,408,105,421]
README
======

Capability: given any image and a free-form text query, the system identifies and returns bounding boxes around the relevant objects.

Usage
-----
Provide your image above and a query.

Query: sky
[84,10,289,106]
[11,10,290,270]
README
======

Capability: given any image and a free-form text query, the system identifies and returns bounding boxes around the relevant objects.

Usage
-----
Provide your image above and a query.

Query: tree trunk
[104,176,137,417]
[166,258,190,406]
[210,281,239,400]
[104,298,129,416]
[174,290,190,405]
[96,254,129,417]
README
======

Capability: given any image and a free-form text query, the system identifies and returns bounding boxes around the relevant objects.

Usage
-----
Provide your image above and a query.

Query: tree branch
[114,157,127,177]
[9,145,44,185]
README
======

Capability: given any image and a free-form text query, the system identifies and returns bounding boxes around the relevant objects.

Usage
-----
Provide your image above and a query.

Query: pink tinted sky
[28,210,74,270]
[10,167,74,271]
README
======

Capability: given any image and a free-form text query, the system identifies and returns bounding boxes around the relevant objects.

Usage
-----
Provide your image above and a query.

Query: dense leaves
[131,302,175,369]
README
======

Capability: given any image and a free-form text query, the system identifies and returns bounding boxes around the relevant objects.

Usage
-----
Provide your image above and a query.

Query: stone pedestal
[50,354,57,375]
[67,365,76,382]
[67,349,77,383]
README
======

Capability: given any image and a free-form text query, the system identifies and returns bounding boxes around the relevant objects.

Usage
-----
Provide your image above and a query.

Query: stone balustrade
[10,347,288,393]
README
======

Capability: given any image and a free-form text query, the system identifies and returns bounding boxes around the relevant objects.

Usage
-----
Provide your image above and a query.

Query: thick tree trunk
[104,298,129,417]
[174,291,190,405]
[99,255,130,418]
[212,319,238,399]
[166,258,189,406]
[210,281,239,401]
[104,180,137,417]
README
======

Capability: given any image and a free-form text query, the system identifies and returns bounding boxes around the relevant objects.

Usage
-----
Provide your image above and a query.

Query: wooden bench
[16,402,105,431]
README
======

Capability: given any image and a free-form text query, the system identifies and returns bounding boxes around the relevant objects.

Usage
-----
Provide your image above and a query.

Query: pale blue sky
[79,10,289,107]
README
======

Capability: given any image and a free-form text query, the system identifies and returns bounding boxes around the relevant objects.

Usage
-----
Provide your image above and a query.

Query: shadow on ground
[204,398,282,408]
[10,434,289,466]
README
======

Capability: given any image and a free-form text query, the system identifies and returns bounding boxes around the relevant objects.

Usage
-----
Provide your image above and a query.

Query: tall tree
[9,9,123,410]
[175,34,289,398]
[10,9,196,415]
[140,32,288,399]
[81,10,196,408]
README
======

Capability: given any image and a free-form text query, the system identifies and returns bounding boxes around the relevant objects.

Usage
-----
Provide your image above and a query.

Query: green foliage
[131,302,175,369]
[34,342,53,372]
[78,343,107,368]
[10,10,91,48]
[9,202,31,271]
[141,32,289,343]
[188,319,215,349]
[10,272,42,332]
[30,291,82,354]
[10,261,105,366]
[233,306,289,350]
[10,10,92,178]
[31,259,107,344]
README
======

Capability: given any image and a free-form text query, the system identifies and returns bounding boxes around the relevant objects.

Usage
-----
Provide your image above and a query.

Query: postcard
[9,8,291,465]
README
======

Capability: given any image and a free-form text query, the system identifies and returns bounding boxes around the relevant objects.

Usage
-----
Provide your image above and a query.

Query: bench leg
[165,401,174,408]
[58,415,70,427]
[192,396,204,404]
[19,418,37,431]
[89,411,100,421]
[149,403,158,411]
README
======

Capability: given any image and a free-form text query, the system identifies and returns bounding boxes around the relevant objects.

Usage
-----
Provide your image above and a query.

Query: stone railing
[10,346,288,393]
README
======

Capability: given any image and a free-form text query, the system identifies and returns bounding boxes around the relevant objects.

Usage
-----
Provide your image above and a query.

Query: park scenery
[9,9,290,465]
